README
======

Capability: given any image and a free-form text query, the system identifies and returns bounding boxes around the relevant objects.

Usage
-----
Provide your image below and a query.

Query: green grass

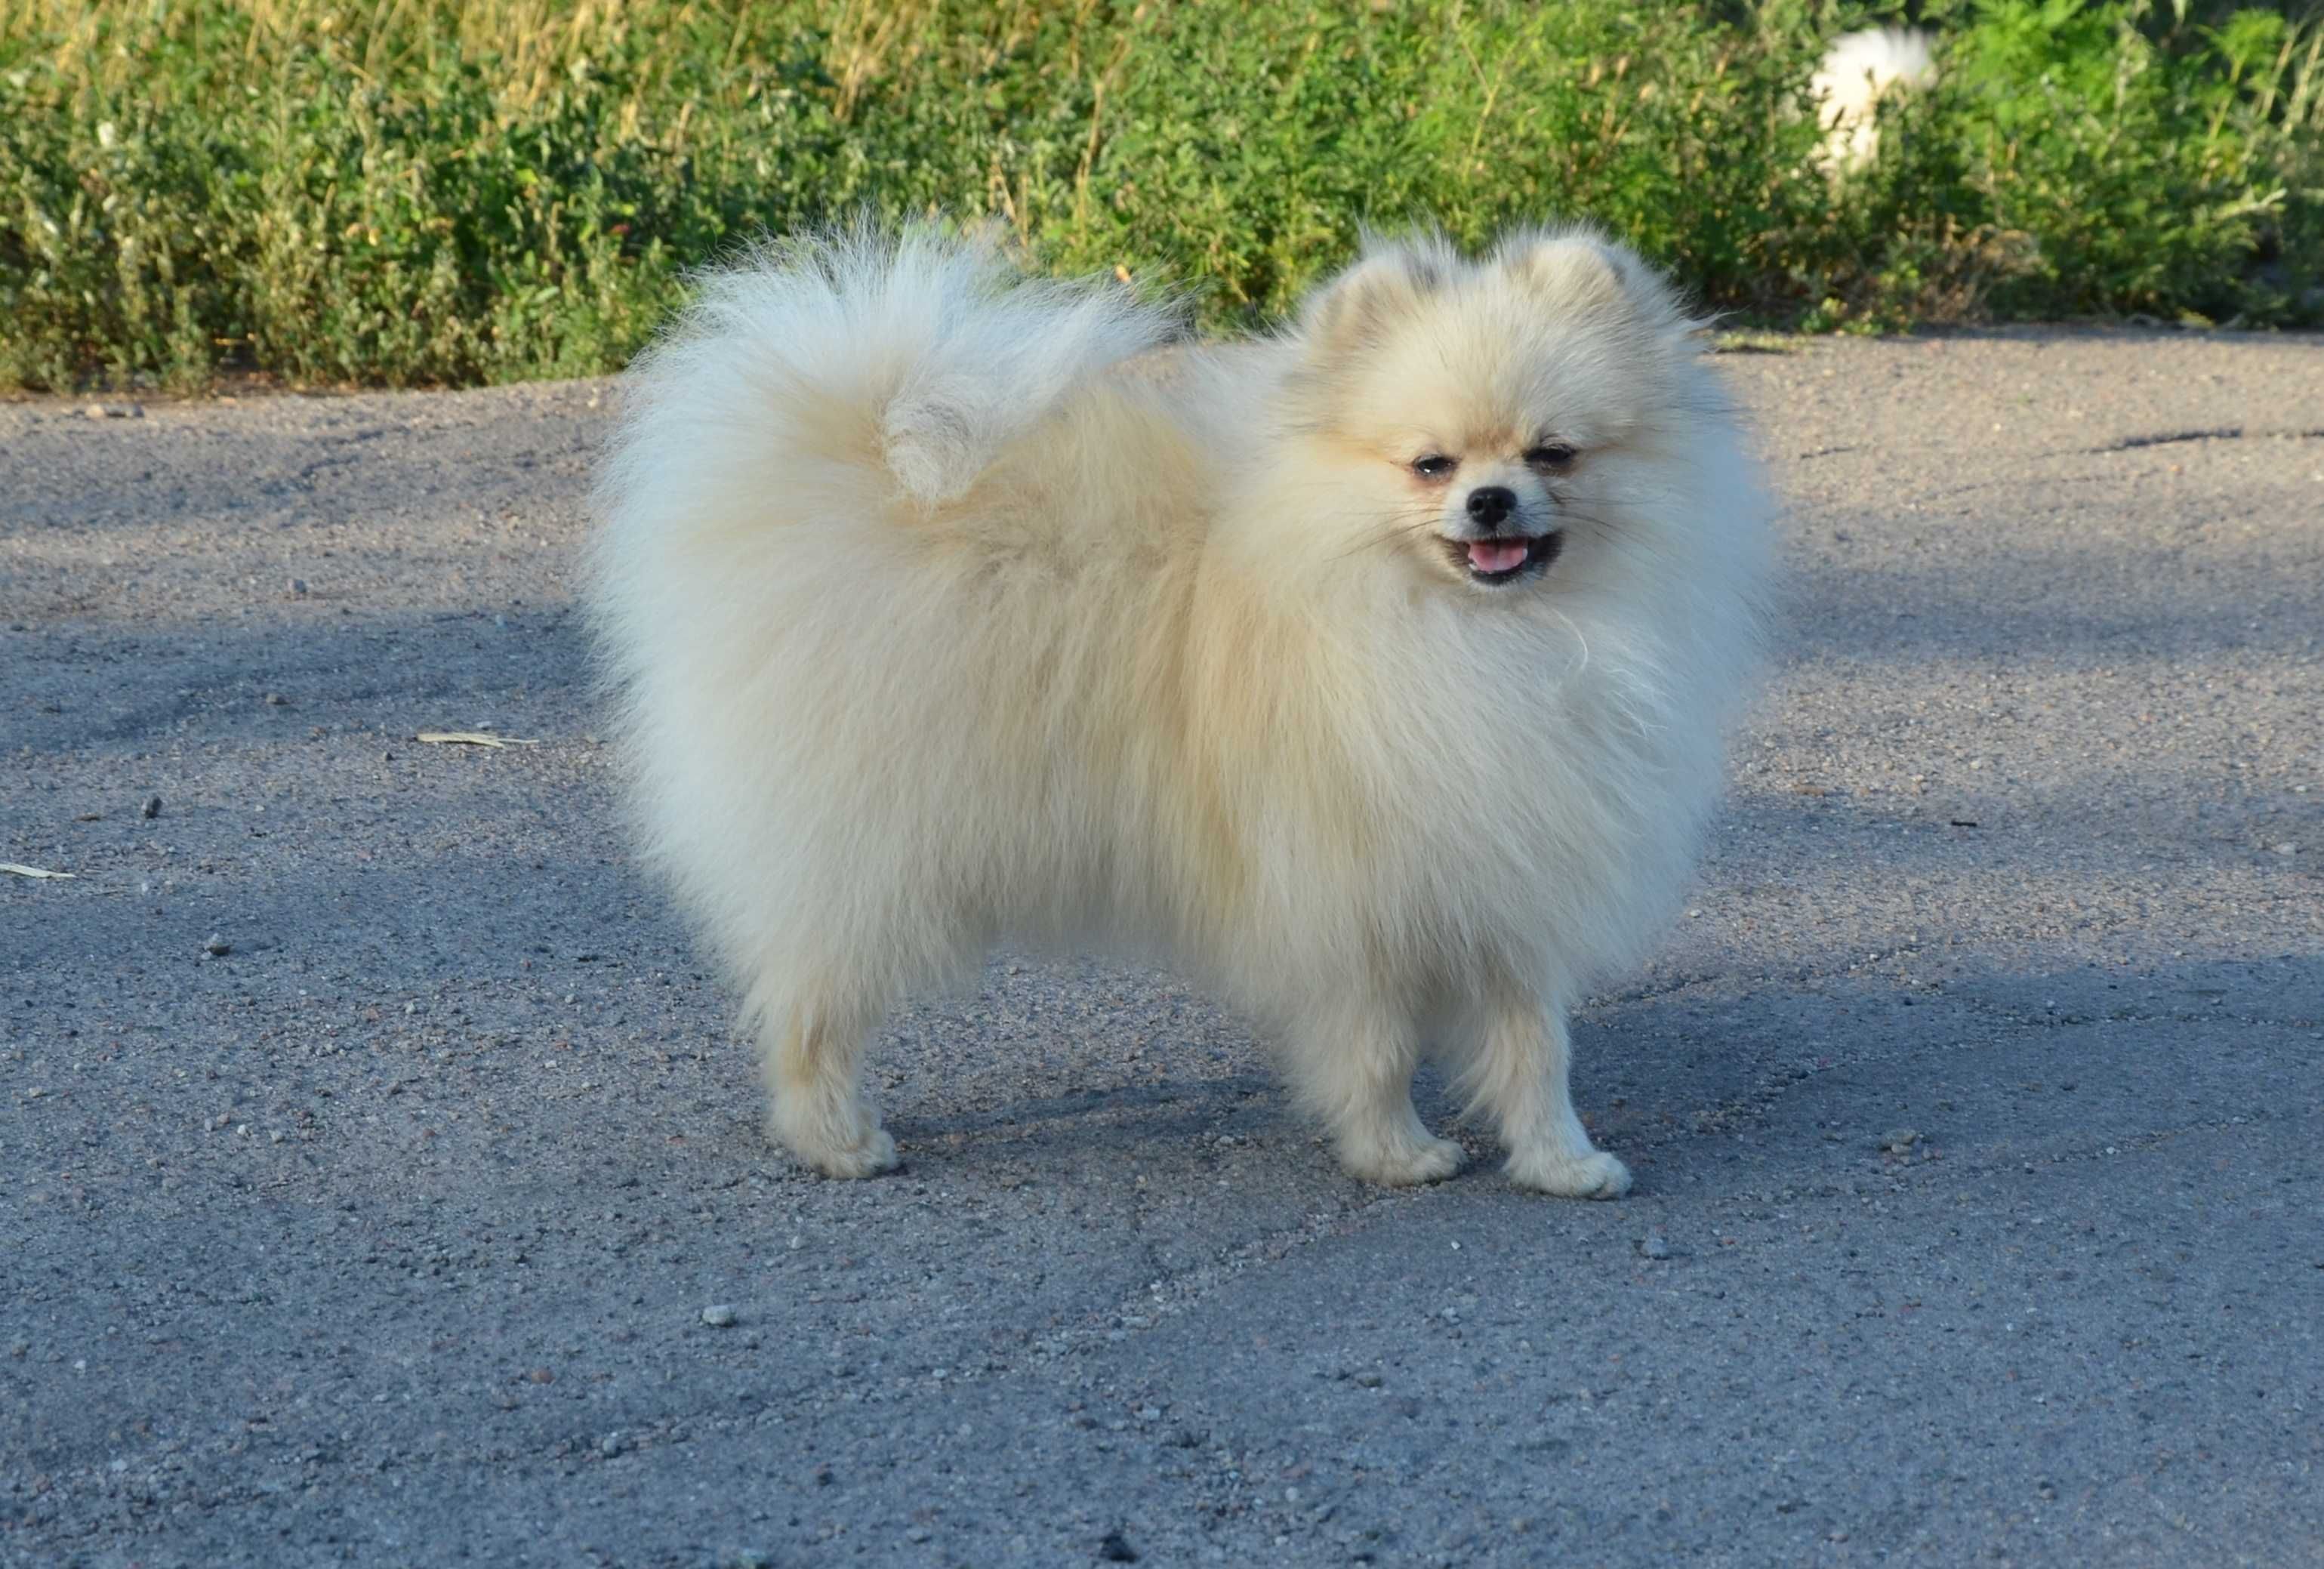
[2,0,2318,392]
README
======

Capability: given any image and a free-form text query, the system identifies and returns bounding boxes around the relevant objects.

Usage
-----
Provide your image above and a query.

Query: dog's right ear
[1494,227,1699,341]
[1296,236,1457,359]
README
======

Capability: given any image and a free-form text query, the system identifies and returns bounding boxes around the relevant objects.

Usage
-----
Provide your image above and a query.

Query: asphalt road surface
[5,331,2321,1567]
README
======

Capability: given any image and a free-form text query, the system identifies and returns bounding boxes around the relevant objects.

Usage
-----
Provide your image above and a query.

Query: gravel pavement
[4,331,2321,1567]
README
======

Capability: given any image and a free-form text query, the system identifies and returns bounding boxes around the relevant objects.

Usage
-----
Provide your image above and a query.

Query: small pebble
[141,795,162,819]
[290,579,308,596]
[599,1432,624,1457]
[1098,1532,1139,1563]
[203,934,231,957]
[1353,1370,1383,1389]
[1879,1128,1921,1153]
[701,1303,738,1327]
[264,692,288,707]
[2274,843,2298,856]
[1638,1233,1672,1259]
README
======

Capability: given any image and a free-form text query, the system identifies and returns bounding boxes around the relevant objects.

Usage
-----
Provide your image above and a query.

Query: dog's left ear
[1493,230,1697,338]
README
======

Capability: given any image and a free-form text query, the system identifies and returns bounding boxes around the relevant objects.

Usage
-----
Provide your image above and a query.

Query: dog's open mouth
[1451,531,1562,586]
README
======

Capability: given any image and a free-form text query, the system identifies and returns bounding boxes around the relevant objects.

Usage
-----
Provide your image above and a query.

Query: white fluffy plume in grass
[1811,26,1939,175]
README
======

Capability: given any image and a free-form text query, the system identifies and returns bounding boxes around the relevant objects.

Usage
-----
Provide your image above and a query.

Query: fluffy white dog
[590,226,1771,1196]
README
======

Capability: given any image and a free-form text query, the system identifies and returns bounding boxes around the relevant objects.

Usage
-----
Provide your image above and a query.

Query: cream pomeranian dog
[589,224,1770,1198]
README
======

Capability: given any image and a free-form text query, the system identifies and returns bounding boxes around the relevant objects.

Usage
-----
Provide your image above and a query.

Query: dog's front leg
[1284,997,1465,1187]
[1464,995,1631,1198]
[756,984,899,1180]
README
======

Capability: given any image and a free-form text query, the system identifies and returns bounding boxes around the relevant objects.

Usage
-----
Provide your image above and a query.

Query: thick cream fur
[589,226,1771,1194]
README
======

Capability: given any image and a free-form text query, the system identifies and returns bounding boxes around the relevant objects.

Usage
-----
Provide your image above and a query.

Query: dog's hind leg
[1458,993,1631,1199]
[751,971,900,1179]
[1284,994,1465,1186]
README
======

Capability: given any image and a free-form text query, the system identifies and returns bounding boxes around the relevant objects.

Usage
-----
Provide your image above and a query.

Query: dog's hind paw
[1505,1147,1631,1199]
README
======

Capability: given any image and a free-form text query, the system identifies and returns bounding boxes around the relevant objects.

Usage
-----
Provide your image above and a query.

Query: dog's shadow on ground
[1573,950,2321,1200]
[849,948,2321,1202]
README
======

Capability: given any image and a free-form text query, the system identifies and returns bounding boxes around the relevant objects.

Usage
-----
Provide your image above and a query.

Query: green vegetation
[3,0,2317,391]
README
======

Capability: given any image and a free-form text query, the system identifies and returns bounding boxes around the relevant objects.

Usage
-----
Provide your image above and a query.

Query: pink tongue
[1468,539,1529,575]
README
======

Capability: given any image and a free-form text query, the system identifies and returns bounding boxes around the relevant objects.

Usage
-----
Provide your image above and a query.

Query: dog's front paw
[804,1127,900,1179]
[773,1118,901,1180]
[1505,1147,1631,1199]
[1338,1131,1466,1187]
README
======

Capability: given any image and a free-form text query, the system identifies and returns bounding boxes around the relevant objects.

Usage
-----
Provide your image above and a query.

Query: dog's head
[1269,228,1724,596]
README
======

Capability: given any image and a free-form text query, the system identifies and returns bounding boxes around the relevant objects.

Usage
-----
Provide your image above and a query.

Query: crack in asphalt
[2092,426,2324,452]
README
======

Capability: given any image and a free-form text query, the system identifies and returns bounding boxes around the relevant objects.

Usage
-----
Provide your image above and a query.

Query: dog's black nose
[1466,486,1515,527]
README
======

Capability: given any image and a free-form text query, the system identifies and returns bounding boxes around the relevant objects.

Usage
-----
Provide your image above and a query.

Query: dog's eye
[1410,454,1457,479]
[1524,444,1578,471]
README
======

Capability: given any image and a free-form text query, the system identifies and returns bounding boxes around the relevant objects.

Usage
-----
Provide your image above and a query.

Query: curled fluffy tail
[586,227,1180,969]
[599,225,1181,516]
